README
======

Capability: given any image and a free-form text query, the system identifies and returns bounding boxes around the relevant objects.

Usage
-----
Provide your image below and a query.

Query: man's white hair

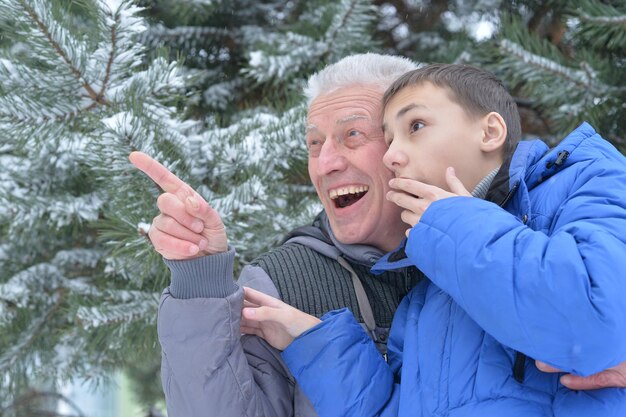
[304,53,418,104]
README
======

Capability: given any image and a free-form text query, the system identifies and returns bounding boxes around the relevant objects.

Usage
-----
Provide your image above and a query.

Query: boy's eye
[410,121,425,133]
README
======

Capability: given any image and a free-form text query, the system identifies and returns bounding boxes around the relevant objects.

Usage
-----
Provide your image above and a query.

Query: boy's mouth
[330,186,369,208]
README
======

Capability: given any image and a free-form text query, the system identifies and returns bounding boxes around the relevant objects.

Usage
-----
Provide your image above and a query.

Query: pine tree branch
[373,0,449,33]
[1,0,125,124]
[141,24,231,48]
[18,0,108,106]
[579,12,626,25]
[0,296,17,309]
[2,104,96,123]
[0,288,65,374]
[321,0,359,60]
[499,39,626,94]
[97,11,119,102]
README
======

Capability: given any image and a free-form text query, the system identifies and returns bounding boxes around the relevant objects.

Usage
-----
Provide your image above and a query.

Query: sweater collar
[283,211,386,266]
[320,212,387,266]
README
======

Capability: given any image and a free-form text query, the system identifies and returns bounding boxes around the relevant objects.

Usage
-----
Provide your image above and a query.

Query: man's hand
[536,360,626,390]
[386,167,470,236]
[240,287,321,351]
[129,151,227,260]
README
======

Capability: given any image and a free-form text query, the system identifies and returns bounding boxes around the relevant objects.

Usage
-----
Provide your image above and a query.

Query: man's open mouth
[330,186,369,208]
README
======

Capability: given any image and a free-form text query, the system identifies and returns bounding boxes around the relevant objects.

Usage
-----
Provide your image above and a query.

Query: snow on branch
[498,39,621,95]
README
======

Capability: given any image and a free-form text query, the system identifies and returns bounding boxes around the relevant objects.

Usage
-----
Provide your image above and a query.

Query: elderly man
[130,54,626,417]
[132,54,420,416]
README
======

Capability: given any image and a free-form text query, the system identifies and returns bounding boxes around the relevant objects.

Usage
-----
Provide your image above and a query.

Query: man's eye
[307,136,322,147]
[307,139,322,156]
[344,130,367,146]
[410,121,425,133]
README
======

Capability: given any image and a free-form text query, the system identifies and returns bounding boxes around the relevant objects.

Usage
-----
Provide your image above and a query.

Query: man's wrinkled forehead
[306,85,384,118]
[306,114,370,134]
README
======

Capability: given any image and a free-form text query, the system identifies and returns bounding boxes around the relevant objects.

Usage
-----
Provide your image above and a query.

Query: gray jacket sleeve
[158,249,316,417]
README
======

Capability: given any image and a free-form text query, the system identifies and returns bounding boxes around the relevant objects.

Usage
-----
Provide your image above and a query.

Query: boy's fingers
[387,190,424,212]
[157,193,205,233]
[400,210,420,227]
[535,360,561,373]
[240,315,262,329]
[445,167,471,196]
[559,371,625,390]
[241,306,273,322]
[129,151,193,199]
[559,375,602,390]
[240,325,262,336]
[243,287,284,309]
[537,360,626,390]
[389,177,429,196]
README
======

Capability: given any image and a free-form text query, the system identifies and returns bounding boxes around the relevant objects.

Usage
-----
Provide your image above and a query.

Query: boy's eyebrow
[395,103,428,119]
[382,103,428,133]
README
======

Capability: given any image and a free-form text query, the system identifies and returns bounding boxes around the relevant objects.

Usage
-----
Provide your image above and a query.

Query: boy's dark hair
[383,63,522,156]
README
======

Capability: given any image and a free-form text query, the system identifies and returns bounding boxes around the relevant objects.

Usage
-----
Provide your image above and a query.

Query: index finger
[129,151,189,196]
[243,287,284,308]
[389,177,431,196]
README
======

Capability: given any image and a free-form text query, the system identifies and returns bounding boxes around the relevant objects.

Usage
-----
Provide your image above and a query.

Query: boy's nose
[317,138,347,175]
[382,144,407,174]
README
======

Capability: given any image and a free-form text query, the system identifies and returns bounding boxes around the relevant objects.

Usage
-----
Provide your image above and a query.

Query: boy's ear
[480,112,507,154]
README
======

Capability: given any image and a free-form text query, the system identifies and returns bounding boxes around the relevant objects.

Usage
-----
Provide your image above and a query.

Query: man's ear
[480,112,507,154]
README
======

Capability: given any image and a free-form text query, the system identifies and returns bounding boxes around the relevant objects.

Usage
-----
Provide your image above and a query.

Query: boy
[241,64,626,416]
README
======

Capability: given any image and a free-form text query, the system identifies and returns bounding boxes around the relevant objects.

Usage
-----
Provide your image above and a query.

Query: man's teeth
[329,185,369,199]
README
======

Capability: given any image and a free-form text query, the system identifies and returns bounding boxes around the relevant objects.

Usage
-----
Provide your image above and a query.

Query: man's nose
[317,138,347,175]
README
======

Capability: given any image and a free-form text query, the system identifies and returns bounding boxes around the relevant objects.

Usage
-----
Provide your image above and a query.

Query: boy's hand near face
[240,287,322,351]
[387,167,471,236]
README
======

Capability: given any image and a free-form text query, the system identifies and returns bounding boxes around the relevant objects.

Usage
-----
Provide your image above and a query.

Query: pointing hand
[129,151,227,259]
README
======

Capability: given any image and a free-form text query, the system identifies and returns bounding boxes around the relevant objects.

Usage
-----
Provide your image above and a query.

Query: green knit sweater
[250,242,422,328]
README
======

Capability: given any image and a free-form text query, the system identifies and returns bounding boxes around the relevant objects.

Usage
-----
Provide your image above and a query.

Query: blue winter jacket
[281,123,626,417]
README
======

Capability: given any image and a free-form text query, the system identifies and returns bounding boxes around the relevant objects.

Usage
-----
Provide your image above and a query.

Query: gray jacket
[158,213,418,416]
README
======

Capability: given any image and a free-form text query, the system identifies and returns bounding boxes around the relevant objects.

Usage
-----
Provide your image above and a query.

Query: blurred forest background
[0,0,624,415]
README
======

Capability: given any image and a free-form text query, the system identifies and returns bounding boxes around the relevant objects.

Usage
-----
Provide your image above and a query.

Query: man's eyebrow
[306,115,369,133]
[337,114,369,125]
